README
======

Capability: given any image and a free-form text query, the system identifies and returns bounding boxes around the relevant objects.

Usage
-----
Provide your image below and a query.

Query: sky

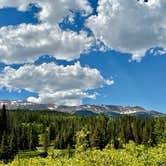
[0,0,166,113]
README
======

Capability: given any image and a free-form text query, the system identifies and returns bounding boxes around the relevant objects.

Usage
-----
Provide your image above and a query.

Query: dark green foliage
[43,127,50,154]
[0,106,165,162]
[0,105,7,133]
[0,132,16,162]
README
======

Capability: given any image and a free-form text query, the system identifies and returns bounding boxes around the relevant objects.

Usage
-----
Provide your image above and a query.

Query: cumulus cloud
[0,0,94,64]
[0,0,92,23]
[1,0,166,63]
[27,90,96,106]
[0,23,93,63]
[86,0,166,61]
[0,62,113,105]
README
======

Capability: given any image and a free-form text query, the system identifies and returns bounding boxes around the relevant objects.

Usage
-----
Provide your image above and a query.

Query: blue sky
[0,0,166,113]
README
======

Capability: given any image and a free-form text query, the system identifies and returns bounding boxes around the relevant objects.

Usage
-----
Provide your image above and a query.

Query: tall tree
[0,104,7,133]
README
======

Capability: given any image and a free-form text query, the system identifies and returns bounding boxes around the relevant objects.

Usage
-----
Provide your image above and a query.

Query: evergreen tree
[0,104,7,133]
[42,127,50,157]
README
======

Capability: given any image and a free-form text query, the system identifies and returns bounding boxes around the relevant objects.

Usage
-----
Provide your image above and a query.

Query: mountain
[0,100,164,117]
[0,100,57,110]
[56,105,164,117]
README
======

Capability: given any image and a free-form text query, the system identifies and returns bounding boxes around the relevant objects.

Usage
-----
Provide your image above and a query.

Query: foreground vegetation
[0,142,166,166]
[0,105,166,165]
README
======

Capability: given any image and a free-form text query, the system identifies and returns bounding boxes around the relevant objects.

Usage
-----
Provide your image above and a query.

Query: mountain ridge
[0,100,164,117]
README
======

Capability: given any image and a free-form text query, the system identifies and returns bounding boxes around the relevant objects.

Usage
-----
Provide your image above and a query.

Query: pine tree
[1,104,7,133]
[42,127,50,157]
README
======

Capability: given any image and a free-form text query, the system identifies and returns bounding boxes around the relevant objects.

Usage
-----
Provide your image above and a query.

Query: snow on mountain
[0,100,163,117]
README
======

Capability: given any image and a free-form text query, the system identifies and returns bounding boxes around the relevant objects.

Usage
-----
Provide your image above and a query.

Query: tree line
[0,105,165,162]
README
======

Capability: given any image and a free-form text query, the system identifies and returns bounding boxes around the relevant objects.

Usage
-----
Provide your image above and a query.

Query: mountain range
[0,100,164,117]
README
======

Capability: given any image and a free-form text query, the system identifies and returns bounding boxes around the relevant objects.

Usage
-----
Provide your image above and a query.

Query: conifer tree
[1,104,7,133]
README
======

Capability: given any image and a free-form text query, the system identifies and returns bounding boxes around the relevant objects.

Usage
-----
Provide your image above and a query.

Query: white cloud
[27,90,96,106]
[0,0,92,24]
[0,23,93,63]
[0,62,113,105]
[1,0,166,63]
[86,0,166,61]
[0,0,93,64]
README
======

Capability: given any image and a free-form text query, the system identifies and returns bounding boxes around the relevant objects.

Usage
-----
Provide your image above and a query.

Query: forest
[0,104,166,165]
